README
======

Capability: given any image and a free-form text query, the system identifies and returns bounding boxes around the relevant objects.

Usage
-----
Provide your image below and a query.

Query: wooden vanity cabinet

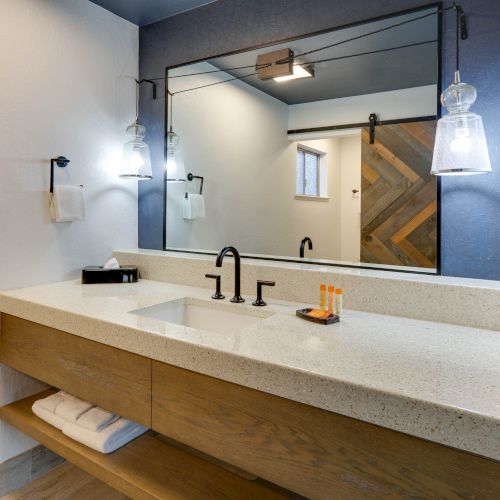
[1,314,499,499]
[151,361,500,500]
[0,314,152,427]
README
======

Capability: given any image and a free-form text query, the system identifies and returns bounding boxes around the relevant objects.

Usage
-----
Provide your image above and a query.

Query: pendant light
[431,4,491,175]
[119,80,153,180]
[166,92,187,182]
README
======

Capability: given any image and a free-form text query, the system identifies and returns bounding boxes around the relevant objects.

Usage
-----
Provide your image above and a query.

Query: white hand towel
[50,185,86,222]
[182,195,194,220]
[190,194,205,219]
[55,394,94,423]
[76,407,119,433]
[63,418,148,454]
[32,402,67,430]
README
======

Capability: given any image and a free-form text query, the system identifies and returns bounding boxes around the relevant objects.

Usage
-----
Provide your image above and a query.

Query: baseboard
[0,445,64,496]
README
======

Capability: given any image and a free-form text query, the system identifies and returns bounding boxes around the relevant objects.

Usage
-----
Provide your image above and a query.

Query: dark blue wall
[139,0,500,280]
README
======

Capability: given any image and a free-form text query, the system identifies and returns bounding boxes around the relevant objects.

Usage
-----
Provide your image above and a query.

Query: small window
[296,148,320,196]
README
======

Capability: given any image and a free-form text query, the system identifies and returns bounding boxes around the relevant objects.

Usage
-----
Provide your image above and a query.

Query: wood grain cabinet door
[152,361,500,500]
[0,314,151,427]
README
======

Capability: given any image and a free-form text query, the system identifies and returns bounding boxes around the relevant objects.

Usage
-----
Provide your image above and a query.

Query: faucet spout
[300,237,313,258]
[216,246,245,303]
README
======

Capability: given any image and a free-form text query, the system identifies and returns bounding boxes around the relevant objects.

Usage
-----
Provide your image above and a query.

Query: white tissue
[103,257,120,269]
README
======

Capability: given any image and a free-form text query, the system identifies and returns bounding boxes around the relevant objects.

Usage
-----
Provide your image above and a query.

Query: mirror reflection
[165,5,439,272]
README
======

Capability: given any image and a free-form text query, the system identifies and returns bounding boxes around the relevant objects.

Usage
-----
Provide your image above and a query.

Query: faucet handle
[205,274,225,300]
[252,280,275,307]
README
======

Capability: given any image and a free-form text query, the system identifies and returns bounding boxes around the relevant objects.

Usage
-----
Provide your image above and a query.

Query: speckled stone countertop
[0,279,499,461]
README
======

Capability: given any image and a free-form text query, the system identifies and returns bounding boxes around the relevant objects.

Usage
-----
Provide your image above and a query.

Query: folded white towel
[55,394,94,423]
[76,407,119,433]
[49,185,86,222]
[63,418,148,454]
[32,403,67,430]
[33,391,68,414]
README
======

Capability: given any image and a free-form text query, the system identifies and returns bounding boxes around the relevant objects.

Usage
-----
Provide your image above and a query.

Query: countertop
[0,279,498,461]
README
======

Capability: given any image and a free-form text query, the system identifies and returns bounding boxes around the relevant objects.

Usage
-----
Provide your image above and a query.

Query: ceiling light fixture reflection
[274,65,314,82]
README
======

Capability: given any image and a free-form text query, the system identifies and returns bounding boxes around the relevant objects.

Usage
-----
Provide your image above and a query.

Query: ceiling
[169,7,438,105]
[89,0,217,26]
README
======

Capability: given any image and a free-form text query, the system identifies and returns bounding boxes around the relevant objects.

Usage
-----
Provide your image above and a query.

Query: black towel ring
[185,173,204,198]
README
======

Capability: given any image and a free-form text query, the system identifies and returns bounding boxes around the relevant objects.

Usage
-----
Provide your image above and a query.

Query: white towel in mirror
[183,194,205,220]
[49,185,86,222]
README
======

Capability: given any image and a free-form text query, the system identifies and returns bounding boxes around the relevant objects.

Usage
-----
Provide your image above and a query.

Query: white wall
[340,134,362,262]
[288,85,437,130]
[292,137,342,260]
[0,0,138,463]
[167,62,296,256]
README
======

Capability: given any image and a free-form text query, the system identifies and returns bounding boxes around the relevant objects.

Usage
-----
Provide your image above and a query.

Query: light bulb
[129,150,145,168]
[274,65,313,82]
[450,126,472,153]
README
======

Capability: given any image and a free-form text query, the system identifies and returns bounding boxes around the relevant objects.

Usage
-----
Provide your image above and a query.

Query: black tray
[296,308,340,325]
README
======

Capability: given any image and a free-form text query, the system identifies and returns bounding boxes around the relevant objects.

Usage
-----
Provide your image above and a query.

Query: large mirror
[165,4,440,273]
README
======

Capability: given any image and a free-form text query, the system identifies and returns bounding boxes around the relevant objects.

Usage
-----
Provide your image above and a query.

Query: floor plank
[1,462,128,500]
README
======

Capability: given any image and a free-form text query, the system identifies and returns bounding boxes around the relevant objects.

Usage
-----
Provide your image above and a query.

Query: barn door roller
[369,113,378,144]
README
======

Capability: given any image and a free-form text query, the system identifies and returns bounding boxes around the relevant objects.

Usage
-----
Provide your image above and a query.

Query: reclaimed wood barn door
[360,121,437,269]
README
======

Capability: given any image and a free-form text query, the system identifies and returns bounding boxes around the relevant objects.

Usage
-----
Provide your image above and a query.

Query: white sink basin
[130,297,273,334]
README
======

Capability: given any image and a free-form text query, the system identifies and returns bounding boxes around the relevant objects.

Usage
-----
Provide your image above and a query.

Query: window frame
[296,147,321,197]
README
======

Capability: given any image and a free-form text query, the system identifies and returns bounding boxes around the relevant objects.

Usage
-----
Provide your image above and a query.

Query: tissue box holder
[81,266,138,284]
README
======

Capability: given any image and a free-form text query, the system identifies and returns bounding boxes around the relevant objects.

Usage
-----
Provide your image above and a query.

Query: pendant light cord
[134,79,139,122]
[454,2,460,73]
[159,4,461,96]
[169,93,174,131]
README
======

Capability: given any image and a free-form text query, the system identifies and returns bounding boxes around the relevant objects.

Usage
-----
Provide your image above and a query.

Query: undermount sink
[130,297,273,334]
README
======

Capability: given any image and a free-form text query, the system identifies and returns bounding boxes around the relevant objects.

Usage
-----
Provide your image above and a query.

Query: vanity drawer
[0,315,151,427]
[152,361,500,500]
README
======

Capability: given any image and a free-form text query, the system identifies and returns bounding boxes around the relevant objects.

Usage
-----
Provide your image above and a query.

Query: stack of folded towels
[32,391,147,454]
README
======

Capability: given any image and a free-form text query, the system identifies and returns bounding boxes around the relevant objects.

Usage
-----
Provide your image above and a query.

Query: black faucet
[215,246,245,303]
[300,237,313,258]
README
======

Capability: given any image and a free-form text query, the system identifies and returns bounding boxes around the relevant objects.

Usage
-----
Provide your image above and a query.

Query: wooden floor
[1,462,128,500]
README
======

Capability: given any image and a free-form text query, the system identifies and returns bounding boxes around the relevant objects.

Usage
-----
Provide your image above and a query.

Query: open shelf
[0,390,288,499]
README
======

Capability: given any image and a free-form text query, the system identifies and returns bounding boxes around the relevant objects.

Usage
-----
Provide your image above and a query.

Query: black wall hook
[136,79,157,100]
[50,156,70,193]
